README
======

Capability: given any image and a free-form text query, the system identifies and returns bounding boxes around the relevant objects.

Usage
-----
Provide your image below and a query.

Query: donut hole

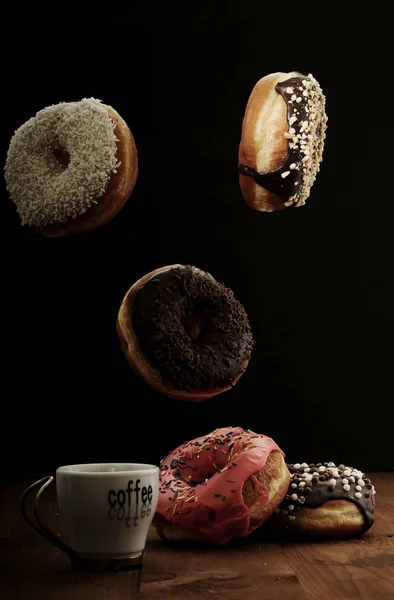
[183,303,216,342]
[183,311,204,341]
[52,147,70,169]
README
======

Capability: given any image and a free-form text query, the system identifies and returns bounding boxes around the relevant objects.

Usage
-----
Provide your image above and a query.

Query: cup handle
[20,476,78,561]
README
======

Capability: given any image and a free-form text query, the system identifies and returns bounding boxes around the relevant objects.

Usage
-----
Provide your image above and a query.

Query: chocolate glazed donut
[269,462,376,538]
[117,265,254,401]
[238,71,327,212]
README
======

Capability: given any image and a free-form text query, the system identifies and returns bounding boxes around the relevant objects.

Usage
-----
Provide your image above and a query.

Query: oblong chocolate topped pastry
[239,71,327,212]
[270,462,376,538]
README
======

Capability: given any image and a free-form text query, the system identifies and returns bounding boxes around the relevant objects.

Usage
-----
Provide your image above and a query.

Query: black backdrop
[1,5,393,474]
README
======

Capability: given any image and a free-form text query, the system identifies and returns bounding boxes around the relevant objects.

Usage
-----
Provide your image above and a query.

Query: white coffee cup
[56,463,159,559]
[21,463,159,570]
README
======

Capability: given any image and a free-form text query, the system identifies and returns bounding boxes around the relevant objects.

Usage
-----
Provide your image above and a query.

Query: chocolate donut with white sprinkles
[117,265,254,401]
[239,71,327,212]
[270,462,376,538]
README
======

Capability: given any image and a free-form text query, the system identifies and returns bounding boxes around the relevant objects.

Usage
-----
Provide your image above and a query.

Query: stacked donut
[154,433,376,544]
[270,462,376,537]
[154,427,290,545]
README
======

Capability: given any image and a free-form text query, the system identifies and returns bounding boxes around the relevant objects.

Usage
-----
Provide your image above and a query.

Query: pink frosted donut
[154,427,290,545]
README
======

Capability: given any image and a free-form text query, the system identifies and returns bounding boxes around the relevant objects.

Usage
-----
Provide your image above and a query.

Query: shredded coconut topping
[4,98,119,226]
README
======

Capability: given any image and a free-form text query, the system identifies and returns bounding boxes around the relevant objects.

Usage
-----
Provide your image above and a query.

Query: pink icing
[157,427,284,545]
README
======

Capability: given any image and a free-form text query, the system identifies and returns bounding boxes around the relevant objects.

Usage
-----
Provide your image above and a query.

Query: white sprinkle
[290,163,297,170]
[328,479,336,487]
[355,485,362,492]
[344,469,352,477]
[318,466,326,472]
[301,463,309,468]
[289,116,298,126]
[289,515,296,520]
[296,97,302,103]
[357,479,365,487]
[291,94,297,101]
[288,504,295,511]
[291,483,298,489]
[286,87,294,94]
[342,479,348,485]
[355,492,362,499]
[349,476,356,483]
[281,171,290,179]
[332,471,340,478]
[291,494,298,501]
[299,482,306,488]
[343,484,351,492]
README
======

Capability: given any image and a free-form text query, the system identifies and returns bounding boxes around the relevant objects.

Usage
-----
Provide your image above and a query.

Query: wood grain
[0,473,393,599]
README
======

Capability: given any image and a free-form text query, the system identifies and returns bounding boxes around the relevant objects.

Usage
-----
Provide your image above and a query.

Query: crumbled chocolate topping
[276,462,376,532]
[132,266,254,391]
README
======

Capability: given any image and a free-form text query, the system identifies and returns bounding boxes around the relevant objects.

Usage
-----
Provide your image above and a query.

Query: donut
[238,71,327,212]
[270,462,376,538]
[154,427,290,545]
[5,98,138,237]
[117,265,254,401]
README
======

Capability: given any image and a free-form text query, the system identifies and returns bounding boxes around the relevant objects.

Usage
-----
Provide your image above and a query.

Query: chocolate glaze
[279,463,375,534]
[239,75,317,202]
[131,266,253,391]
[302,475,375,533]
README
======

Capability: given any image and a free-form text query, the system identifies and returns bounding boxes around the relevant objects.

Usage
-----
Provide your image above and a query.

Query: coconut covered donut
[238,71,327,211]
[5,98,138,237]
[270,462,376,538]
[154,427,290,545]
[117,265,254,401]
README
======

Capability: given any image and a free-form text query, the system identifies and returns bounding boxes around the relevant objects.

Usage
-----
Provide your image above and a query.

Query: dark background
[1,4,393,474]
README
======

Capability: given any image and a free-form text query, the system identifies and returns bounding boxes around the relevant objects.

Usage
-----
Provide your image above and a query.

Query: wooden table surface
[0,473,393,600]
